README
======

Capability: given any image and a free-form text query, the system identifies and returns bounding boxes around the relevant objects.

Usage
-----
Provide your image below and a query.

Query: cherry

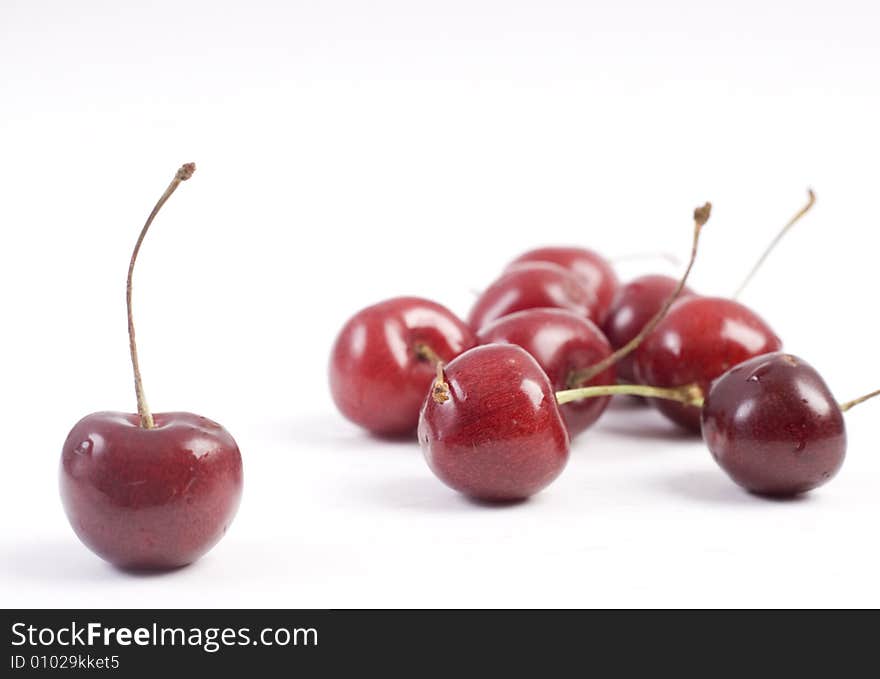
[467,262,596,331]
[634,296,782,432]
[701,353,846,496]
[602,275,696,383]
[476,309,615,436]
[60,164,243,570]
[418,344,569,501]
[62,412,242,569]
[558,343,880,498]
[329,297,476,436]
[506,247,619,323]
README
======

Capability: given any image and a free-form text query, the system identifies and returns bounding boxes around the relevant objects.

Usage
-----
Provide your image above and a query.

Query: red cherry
[701,353,845,496]
[61,163,243,569]
[602,274,697,383]
[635,296,783,432]
[330,297,476,436]
[418,344,570,501]
[468,262,596,331]
[507,247,619,323]
[61,412,242,569]
[476,308,615,436]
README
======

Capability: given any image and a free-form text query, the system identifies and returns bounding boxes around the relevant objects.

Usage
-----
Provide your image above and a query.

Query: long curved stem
[556,383,705,407]
[127,163,196,429]
[733,189,815,299]
[566,202,712,387]
[839,388,880,413]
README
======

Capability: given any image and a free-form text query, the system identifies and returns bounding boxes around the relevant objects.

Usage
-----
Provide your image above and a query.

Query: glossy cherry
[468,262,596,331]
[602,275,696,382]
[701,353,845,496]
[418,344,570,501]
[476,308,615,436]
[506,247,619,323]
[330,297,476,436]
[60,164,243,570]
[635,296,782,432]
[61,412,242,569]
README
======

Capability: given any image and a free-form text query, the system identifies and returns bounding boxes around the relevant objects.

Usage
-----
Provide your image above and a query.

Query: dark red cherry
[701,353,845,496]
[602,274,696,383]
[476,308,615,436]
[418,344,570,501]
[61,164,243,570]
[635,296,782,432]
[468,262,596,331]
[330,297,476,436]
[61,412,243,569]
[507,247,619,323]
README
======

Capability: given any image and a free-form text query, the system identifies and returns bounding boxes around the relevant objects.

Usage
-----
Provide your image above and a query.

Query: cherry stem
[733,189,816,299]
[414,342,443,367]
[566,202,712,387]
[432,363,451,404]
[556,383,705,407]
[839,388,880,413]
[127,163,196,429]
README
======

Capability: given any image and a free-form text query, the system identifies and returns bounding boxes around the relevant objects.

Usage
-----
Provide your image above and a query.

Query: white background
[2,0,879,608]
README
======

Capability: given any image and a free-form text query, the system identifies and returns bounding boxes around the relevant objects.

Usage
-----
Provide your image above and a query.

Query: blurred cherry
[468,262,596,331]
[506,247,619,323]
[330,297,475,436]
[603,275,696,383]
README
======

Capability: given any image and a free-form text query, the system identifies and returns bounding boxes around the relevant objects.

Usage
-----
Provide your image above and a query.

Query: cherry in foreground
[701,353,847,496]
[329,297,476,436]
[557,351,879,498]
[60,164,243,570]
[419,344,570,501]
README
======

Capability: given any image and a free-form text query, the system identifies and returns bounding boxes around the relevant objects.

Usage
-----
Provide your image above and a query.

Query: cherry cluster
[57,164,877,573]
[330,192,877,502]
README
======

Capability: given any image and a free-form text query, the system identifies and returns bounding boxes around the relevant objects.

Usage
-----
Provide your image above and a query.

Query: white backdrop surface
[2,1,879,608]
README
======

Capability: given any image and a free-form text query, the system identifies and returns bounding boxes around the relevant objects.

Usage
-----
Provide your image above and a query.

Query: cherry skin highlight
[506,247,619,323]
[418,344,570,501]
[330,297,476,436]
[635,296,782,432]
[602,274,696,383]
[701,353,846,496]
[477,308,615,436]
[61,412,243,569]
[468,262,596,332]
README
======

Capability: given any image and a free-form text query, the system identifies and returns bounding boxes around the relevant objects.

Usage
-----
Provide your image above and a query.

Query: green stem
[839,388,880,413]
[556,383,705,408]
